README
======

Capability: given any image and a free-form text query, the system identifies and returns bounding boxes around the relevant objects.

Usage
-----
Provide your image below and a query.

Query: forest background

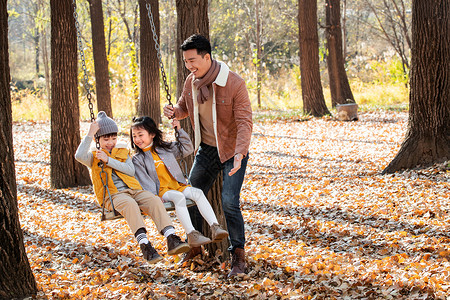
[8,0,411,120]
[4,0,450,299]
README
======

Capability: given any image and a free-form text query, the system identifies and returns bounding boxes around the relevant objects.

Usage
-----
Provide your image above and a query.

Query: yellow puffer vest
[91,147,142,206]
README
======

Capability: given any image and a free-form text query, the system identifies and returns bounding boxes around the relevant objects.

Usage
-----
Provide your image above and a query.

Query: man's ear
[204,53,211,61]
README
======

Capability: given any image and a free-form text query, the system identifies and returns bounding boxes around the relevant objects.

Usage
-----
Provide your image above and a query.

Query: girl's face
[132,127,155,149]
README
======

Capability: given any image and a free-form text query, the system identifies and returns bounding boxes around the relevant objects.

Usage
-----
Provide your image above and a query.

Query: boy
[75,111,190,264]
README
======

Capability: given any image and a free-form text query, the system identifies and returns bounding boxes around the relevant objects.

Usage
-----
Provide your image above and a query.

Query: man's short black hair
[180,34,211,57]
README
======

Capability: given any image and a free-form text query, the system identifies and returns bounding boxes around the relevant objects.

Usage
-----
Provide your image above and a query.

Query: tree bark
[51,0,91,188]
[88,0,112,117]
[382,0,449,174]
[138,0,160,124]
[298,0,330,117]
[325,0,355,107]
[176,0,229,260]
[255,0,262,109]
[0,0,38,297]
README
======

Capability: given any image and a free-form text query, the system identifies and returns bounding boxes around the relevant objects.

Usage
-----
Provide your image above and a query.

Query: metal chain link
[72,0,100,149]
[146,2,189,183]
[146,3,172,107]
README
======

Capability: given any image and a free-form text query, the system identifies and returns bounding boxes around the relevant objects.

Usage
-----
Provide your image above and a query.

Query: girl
[131,116,228,247]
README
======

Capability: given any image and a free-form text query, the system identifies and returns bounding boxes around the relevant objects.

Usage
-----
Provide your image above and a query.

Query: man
[164,34,252,277]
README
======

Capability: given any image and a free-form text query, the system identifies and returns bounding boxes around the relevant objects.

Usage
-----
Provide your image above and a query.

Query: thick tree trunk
[51,0,91,188]
[383,0,449,174]
[0,0,38,297]
[176,0,229,260]
[138,0,160,124]
[298,0,330,117]
[325,0,355,107]
[176,0,209,168]
[88,0,112,117]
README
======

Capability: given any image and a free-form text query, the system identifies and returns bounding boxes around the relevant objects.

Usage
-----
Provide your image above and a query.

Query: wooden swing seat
[101,198,196,221]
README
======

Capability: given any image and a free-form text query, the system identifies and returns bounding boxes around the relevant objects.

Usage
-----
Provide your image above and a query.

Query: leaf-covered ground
[13,111,450,299]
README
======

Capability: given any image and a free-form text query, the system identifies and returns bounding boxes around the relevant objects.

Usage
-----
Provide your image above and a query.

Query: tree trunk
[325,0,355,107]
[138,0,160,124]
[176,0,209,167]
[176,0,229,260]
[298,0,330,117]
[88,0,112,117]
[51,0,91,188]
[35,28,39,76]
[0,0,38,297]
[255,0,262,109]
[41,24,51,104]
[382,0,449,174]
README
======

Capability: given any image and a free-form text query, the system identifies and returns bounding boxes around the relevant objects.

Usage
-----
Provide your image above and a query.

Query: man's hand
[228,153,243,176]
[163,104,175,119]
[96,150,109,163]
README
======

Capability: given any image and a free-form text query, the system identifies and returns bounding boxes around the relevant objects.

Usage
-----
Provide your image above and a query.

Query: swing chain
[146,3,172,107]
[146,2,189,184]
[73,0,101,149]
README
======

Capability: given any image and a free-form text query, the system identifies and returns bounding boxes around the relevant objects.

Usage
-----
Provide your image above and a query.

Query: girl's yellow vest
[91,147,142,206]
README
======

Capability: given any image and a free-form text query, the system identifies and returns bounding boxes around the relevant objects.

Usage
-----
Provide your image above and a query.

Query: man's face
[183,49,212,78]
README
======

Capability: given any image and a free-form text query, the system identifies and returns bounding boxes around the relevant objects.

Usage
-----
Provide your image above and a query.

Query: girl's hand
[87,121,99,138]
[96,150,109,163]
[171,119,180,130]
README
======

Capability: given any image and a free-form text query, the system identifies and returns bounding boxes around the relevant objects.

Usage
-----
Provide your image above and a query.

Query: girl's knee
[165,191,186,205]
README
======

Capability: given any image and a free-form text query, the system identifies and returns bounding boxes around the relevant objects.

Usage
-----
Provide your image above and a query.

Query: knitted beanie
[95,111,118,138]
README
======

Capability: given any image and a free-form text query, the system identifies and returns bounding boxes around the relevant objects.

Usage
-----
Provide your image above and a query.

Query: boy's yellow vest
[91,147,142,206]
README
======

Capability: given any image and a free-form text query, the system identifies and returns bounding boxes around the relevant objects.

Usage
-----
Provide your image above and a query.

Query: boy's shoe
[179,246,202,266]
[210,223,229,242]
[167,234,190,255]
[140,242,163,264]
[187,230,211,247]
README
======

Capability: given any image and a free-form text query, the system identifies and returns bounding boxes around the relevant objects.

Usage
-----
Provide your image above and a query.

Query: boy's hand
[163,104,174,119]
[171,119,180,130]
[96,150,109,163]
[87,121,99,138]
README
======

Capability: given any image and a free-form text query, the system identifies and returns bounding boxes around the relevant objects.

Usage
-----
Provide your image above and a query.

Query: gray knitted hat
[95,111,118,138]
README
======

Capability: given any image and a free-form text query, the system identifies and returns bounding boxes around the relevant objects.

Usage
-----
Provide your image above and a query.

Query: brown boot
[228,248,246,278]
[179,246,202,266]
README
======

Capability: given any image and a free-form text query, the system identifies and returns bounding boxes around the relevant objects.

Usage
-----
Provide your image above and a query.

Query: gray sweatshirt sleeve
[75,136,94,168]
[107,155,135,177]
[172,128,194,159]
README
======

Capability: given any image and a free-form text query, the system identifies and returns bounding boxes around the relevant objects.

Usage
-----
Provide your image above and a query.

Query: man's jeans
[188,143,248,251]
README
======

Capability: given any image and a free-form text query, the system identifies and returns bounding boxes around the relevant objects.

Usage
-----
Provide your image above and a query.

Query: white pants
[162,187,218,234]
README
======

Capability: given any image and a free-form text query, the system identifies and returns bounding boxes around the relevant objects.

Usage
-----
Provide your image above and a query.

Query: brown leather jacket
[173,62,253,163]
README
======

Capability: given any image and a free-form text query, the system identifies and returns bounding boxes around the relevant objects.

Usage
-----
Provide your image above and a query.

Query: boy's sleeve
[75,136,94,168]
[107,155,135,177]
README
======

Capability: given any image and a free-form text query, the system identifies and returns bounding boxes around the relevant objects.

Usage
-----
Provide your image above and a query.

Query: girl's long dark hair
[130,116,172,154]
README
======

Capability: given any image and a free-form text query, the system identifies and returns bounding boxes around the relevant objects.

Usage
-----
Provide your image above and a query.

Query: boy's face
[183,49,211,79]
[98,135,117,152]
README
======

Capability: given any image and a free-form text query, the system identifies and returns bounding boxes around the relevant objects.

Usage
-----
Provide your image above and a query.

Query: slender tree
[0,0,38,297]
[138,0,160,124]
[50,0,90,188]
[325,0,355,107]
[298,0,330,117]
[383,0,449,174]
[175,0,229,259]
[88,0,112,117]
